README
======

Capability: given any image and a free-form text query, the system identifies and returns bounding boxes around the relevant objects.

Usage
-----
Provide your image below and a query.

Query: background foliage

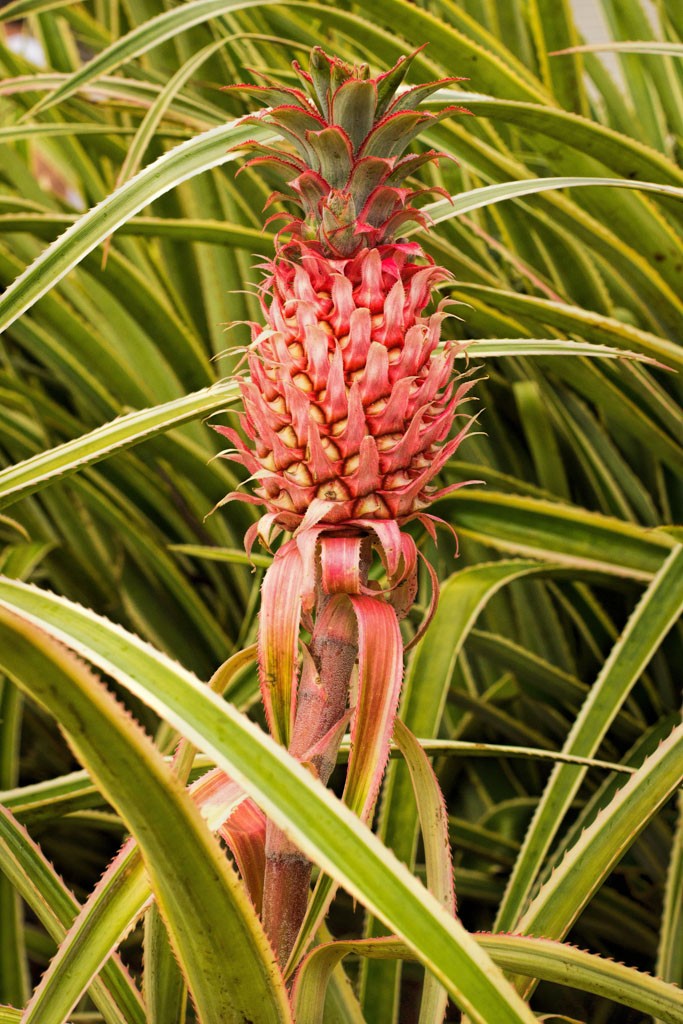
[0,0,681,1022]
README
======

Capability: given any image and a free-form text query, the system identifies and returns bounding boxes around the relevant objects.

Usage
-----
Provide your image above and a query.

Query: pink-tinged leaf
[259,543,304,746]
[221,82,314,112]
[386,568,419,625]
[292,528,325,617]
[329,79,378,153]
[414,512,460,556]
[386,149,449,186]
[397,532,418,583]
[393,719,455,1023]
[220,801,267,917]
[344,596,404,821]
[305,126,354,188]
[354,518,403,578]
[320,535,365,594]
[428,478,484,504]
[239,150,308,181]
[347,155,394,207]
[295,498,336,535]
[298,709,353,783]
[405,549,440,650]
[374,44,427,116]
[263,595,358,965]
[245,512,283,561]
[358,109,424,158]
[191,766,249,830]
[290,170,331,214]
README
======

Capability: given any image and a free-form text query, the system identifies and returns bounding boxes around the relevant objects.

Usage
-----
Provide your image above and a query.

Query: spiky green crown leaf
[225,47,469,256]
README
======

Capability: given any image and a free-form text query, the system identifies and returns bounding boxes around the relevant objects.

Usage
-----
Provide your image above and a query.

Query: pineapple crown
[225,47,469,257]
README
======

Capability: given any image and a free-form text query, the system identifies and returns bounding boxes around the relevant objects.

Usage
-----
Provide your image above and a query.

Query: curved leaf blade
[0,382,238,510]
[551,42,683,57]
[0,120,270,335]
[0,806,145,1024]
[440,490,674,579]
[496,545,683,931]
[428,90,683,187]
[0,609,291,1024]
[421,177,683,227]
[516,722,683,999]
[361,558,562,1021]
[25,0,286,117]
[294,933,683,1024]
[0,582,537,1024]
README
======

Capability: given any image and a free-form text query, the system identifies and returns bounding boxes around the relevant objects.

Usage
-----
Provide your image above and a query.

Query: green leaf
[657,793,683,994]
[439,490,674,579]
[0,382,238,510]
[515,722,683,998]
[0,212,270,249]
[514,380,570,499]
[0,805,145,1024]
[465,338,667,365]
[111,38,230,191]
[144,903,187,1024]
[0,609,292,1024]
[0,582,537,1024]
[0,0,76,21]
[0,72,222,127]
[393,720,454,1024]
[0,123,186,143]
[294,933,683,1024]
[429,90,683,187]
[451,283,683,372]
[421,176,683,225]
[8,643,261,1024]
[24,0,287,116]
[479,933,683,1024]
[526,0,587,113]
[169,544,273,569]
[551,42,683,57]
[0,682,27,1008]
[302,0,550,103]
[0,120,271,335]
[496,545,683,931]
[0,739,636,827]
[361,559,562,1023]
[17,837,150,1024]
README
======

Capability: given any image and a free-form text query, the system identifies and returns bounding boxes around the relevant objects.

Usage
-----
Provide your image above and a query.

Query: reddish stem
[262,583,363,967]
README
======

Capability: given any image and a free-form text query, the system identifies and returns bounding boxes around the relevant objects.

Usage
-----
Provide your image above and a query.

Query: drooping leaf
[0,609,291,1024]
[0,588,538,1024]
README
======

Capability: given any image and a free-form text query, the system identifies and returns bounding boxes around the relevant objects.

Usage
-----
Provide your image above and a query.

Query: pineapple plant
[216,47,479,967]
[0,9,680,1022]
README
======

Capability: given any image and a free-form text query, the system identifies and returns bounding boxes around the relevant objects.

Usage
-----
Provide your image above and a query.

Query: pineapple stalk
[217,46,477,969]
[262,584,361,963]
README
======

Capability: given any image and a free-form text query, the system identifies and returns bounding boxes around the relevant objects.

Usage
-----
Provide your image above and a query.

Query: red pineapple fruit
[217,47,478,533]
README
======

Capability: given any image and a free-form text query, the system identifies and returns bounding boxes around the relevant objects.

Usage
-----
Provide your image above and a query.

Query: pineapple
[216,48,477,966]
[217,48,476,530]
